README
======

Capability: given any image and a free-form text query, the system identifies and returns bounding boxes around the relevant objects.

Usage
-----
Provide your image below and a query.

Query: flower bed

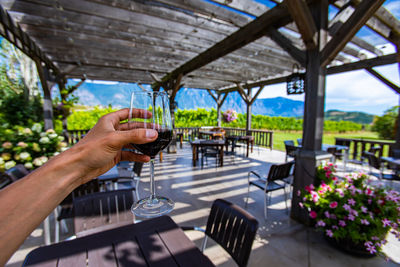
[299,163,400,256]
[0,123,67,171]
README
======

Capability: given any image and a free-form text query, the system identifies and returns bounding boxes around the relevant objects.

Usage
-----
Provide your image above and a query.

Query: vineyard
[67,107,363,133]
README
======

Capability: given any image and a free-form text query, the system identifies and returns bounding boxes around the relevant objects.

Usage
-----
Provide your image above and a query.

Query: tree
[372,106,398,140]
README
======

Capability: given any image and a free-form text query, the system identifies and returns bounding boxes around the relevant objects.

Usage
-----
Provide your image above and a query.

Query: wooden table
[23,216,215,267]
[199,131,225,140]
[191,139,225,167]
[226,135,254,157]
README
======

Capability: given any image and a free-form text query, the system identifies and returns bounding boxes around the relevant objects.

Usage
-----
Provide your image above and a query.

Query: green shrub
[67,106,116,130]
[371,106,397,140]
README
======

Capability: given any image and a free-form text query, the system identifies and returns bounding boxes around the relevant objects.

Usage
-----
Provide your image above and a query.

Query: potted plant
[222,109,238,123]
[299,163,400,257]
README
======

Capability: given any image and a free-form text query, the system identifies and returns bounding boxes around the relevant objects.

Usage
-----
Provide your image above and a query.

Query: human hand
[68,108,158,185]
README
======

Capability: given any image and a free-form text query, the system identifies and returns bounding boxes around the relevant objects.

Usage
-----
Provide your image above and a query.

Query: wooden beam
[366,68,400,94]
[321,0,385,67]
[249,86,266,105]
[327,53,398,75]
[35,59,54,130]
[284,0,317,49]
[267,28,306,66]
[0,5,59,75]
[207,89,218,103]
[236,84,251,104]
[159,3,291,83]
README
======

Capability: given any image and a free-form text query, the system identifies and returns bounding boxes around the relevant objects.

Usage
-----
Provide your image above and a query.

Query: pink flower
[324,211,330,218]
[316,220,326,227]
[348,214,355,221]
[348,198,356,206]
[299,202,304,208]
[361,206,368,213]
[365,188,373,196]
[325,229,333,237]
[305,184,314,193]
[382,218,391,227]
[329,201,338,209]
[309,211,317,219]
[343,204,351,211]
[350,210,358,217]
[297,190,301,196]
[366,245,377,254]
[339,220,346,227]
[332,225,338,230]
[361,219,370,225]
[311,191,319,203]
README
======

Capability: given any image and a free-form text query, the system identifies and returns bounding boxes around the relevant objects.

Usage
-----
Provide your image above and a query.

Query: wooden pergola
[0,0,399,224]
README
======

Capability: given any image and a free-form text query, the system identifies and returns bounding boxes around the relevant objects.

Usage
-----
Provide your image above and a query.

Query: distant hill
[324,109,375,124]
[72,83,374,124]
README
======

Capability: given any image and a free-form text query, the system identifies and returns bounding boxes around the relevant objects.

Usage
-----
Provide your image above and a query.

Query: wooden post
[246,88,252,134]
[291,0,331,224]
[35,59,55,130]
[207,90,228,127]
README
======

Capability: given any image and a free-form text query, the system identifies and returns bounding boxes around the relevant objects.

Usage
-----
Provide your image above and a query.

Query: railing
[68,127,274,150]
[175,127,273,150]
[67,129,89,145]
[335,137,395,159]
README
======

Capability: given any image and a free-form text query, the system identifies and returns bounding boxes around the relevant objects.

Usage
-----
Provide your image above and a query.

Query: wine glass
[129,90,174,218]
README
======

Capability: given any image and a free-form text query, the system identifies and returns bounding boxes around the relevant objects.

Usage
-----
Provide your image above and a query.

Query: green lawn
[272,131,379,151]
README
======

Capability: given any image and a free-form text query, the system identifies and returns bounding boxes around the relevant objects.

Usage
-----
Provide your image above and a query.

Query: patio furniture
[364,152,399,182]
[23,216,215,267]
[201,146,220,168]
[5,164,29,181]
[246,161,294,220]
[284,140,298,162]
[191,139,225,167]
[73,189,135,237]
[297,138,302,146]
[182,199,258,267]
[0,172,13,189]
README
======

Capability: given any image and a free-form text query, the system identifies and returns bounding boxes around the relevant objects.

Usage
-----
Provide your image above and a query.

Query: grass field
[272,131,379,151]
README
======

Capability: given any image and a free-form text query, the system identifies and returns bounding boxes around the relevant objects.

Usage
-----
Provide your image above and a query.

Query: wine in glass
[129,91,174,218]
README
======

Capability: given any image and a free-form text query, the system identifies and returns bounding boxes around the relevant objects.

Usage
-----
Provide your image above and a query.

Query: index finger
[105,108,152,126]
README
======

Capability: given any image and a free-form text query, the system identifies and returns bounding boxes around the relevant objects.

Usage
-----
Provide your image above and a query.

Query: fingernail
[146,129,157,138]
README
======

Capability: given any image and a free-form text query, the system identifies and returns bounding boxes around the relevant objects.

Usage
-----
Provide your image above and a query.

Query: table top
[191,139,225,145]
[23,216,215,267]
[381,156,400,165]
[322,144,349,151]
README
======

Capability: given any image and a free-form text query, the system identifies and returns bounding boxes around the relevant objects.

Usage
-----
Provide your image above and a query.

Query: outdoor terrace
[6,143,400,267]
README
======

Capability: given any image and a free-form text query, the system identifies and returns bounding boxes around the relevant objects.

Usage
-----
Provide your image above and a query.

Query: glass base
[131,196,174,218]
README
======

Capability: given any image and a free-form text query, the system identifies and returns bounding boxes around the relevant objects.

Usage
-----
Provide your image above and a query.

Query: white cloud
[113,93,125,100]
[75,89,101,106]
[85,79,119,85]
[384,1,400,17]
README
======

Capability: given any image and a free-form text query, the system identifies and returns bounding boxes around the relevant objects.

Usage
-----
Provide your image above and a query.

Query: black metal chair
[182,199,258,267]
[297,138,302,146]
[284,140,297,162]
[246,161,294,220]
[73,189,135,237]
[5,164,29,181]
[201,146,220,168]
[364,151,399,182]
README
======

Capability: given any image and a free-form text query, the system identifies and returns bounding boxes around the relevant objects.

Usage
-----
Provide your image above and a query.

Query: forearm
[0,146,85,265]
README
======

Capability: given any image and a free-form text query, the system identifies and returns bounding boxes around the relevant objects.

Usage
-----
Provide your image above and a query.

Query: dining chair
[5,164,29,181]
[246,161,294,220]
[297,138,302,146]
[364,151,399,182]
[73,189,135,237]
[182,199,258,267]
[284,140,297,162]
[201,146,220,168]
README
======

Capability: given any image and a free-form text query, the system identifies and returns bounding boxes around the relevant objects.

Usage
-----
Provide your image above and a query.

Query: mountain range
[72,82,375,124]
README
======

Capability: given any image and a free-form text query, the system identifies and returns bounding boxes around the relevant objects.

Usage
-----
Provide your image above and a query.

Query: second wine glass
[129,91,174,218]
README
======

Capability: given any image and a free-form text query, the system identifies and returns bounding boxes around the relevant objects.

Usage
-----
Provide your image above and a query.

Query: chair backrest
[133,161,144,177]
[284,140,295,147]
[205,199,258,267]
[0,172,13,189]
[297,138,302,146]
[368,146,381,154]
[73,189,135,236]
[267,161,295,182]
[5,164,29,182]
[364,151,380,170]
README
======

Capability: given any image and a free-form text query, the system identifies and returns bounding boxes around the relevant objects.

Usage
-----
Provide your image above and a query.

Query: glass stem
[149,158,156,201]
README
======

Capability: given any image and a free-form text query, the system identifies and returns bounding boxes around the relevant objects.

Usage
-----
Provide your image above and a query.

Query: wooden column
[395,41,400,149]
[207,90,228,127]
[291,0,330,224]
[237,85,265,135]
[35,59,55,130]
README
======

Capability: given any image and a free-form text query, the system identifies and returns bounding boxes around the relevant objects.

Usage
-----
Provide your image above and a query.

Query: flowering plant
[222,109,238,123]
[299,163,400,256]
[0,123,68,172]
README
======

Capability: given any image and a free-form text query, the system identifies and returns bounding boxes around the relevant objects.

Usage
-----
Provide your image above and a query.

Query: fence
[335,137,395,159]
[68,127,274,150]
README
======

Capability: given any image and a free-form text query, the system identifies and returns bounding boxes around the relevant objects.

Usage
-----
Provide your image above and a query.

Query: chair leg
[201,235,208,252]
[245,183,250,208]
[283,187,289,214]
[264,193,268,220]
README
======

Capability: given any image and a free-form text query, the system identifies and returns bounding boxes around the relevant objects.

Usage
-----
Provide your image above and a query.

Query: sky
[73,0,400,116]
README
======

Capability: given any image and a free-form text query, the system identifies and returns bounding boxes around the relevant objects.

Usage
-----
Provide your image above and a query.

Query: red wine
[132,129,173,157]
